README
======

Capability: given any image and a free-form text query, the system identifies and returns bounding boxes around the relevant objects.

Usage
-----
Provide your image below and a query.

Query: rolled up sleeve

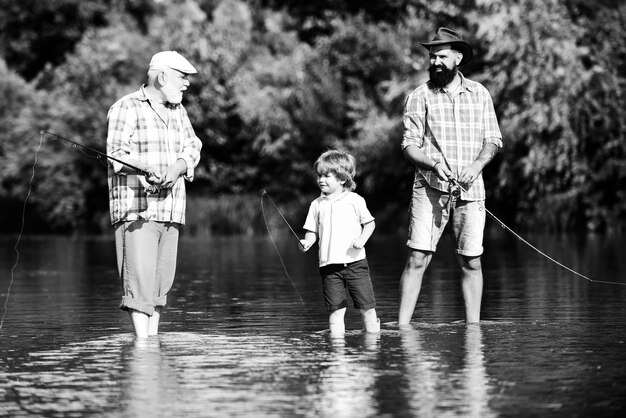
[482,92,503,149]
[401,91,426,150]
[107,101,137,174]
[178,108,202,181]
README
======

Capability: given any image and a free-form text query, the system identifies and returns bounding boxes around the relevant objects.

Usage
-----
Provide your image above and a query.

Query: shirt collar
[138,85,180,108]
[458,72,475,92]
[319,190,349,202]
[138,85,150,102]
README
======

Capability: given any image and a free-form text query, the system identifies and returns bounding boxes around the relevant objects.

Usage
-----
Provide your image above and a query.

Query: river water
[1,231,625,417]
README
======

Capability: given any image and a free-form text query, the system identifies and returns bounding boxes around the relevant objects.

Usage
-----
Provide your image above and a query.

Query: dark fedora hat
[420,27,473,66]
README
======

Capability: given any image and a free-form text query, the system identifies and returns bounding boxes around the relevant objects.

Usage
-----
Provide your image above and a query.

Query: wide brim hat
[420,27,473,66]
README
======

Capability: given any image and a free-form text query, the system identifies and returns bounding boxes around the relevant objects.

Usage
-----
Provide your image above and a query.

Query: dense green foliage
[0,0,624,234]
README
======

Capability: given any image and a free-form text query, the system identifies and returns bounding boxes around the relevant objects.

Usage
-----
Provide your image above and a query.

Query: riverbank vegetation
[0,0,624,234]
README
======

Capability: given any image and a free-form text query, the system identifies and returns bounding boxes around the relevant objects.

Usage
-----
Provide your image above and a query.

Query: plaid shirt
[401,73,502,200]
[107,87,202,225]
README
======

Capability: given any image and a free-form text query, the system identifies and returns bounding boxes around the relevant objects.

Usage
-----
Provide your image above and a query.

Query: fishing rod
[260,189,302,244]
[260,189,313,323]
[449,178,610,282]
[3,130,161,333]
[432,146,624,285]
[40,130,156,178]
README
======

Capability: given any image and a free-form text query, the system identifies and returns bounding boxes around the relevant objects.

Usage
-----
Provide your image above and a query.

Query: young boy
[299,150,380,335]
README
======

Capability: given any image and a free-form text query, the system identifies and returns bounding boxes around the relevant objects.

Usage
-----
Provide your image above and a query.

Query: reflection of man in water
[398,28,502,324]
[398,325,494,416]
[107,51,202,338]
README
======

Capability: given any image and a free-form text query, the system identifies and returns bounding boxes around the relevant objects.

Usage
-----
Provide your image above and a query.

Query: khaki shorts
[114,220,180,315]
[407,184,485,257]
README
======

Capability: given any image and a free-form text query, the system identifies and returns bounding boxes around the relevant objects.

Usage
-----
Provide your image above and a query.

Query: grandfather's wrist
[175,159,188,175]
[432,162,441,172]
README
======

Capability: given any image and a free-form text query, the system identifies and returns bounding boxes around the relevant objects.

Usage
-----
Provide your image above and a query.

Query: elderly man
[398,28,502,324]
[107,51,202,338]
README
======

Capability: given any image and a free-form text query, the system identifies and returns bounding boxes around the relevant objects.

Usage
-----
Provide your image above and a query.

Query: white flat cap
[149,51,197,74]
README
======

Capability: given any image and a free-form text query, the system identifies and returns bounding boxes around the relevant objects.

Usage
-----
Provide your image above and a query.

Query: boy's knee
[329,307,346,322]
[360,307,376,318]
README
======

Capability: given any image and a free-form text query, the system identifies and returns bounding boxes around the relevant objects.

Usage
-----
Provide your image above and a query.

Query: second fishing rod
[41,130,168,193]
[41,130,158,178]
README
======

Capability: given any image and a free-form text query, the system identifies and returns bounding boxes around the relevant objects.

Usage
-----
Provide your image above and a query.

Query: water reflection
[120,337,177,417]
[1,234,626,417]
[398,323,495,417]
[462,324,493,417]
[308,333,381,417]
[0,335,131,416]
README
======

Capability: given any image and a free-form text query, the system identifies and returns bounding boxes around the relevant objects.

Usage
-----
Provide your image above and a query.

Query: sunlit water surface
[1,232,625,417]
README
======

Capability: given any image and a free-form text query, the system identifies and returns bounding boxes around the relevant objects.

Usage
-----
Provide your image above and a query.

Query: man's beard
[428,63,458,89]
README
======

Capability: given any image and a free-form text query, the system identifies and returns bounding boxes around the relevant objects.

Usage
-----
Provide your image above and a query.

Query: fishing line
[426,136,625,285]
[260,189,302,244]
[260,190,313,323]
[449,178,626,286]
[482,205,624,285]
[0,132,45,332]
[1,129,157,333]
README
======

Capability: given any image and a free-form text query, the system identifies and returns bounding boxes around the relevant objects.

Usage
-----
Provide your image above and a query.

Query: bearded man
[398,28,502,324]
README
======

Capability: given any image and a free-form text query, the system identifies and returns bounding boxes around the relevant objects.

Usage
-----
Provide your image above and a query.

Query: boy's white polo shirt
[303,191,375,267]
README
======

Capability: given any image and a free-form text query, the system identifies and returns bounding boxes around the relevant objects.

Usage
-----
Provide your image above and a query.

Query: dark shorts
[319,259,376,312]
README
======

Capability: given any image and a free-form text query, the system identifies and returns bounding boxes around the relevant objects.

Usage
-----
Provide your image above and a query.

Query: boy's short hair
[314,149,357,191]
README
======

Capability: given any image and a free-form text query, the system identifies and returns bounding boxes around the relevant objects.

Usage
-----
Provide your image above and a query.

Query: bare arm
[403,144,452,181]
[299,231,317,252]
[458,143,500,185]
[352,221,375,249]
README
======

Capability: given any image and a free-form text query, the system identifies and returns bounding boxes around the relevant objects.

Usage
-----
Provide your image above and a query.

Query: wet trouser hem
[120,297,155,316]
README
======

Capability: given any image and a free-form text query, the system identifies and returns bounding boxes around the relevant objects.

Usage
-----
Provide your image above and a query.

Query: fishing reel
[448,181,461,198]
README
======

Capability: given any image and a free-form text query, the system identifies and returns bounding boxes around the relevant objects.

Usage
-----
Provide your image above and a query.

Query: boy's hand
[351,238,366,249]
[299,239,313,252]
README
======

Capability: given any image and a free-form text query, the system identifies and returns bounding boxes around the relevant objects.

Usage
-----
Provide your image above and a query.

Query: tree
[470,0,626,231]
[0,0,156,81]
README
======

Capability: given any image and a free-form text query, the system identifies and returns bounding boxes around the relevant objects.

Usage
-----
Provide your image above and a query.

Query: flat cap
[148,51,197,74]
